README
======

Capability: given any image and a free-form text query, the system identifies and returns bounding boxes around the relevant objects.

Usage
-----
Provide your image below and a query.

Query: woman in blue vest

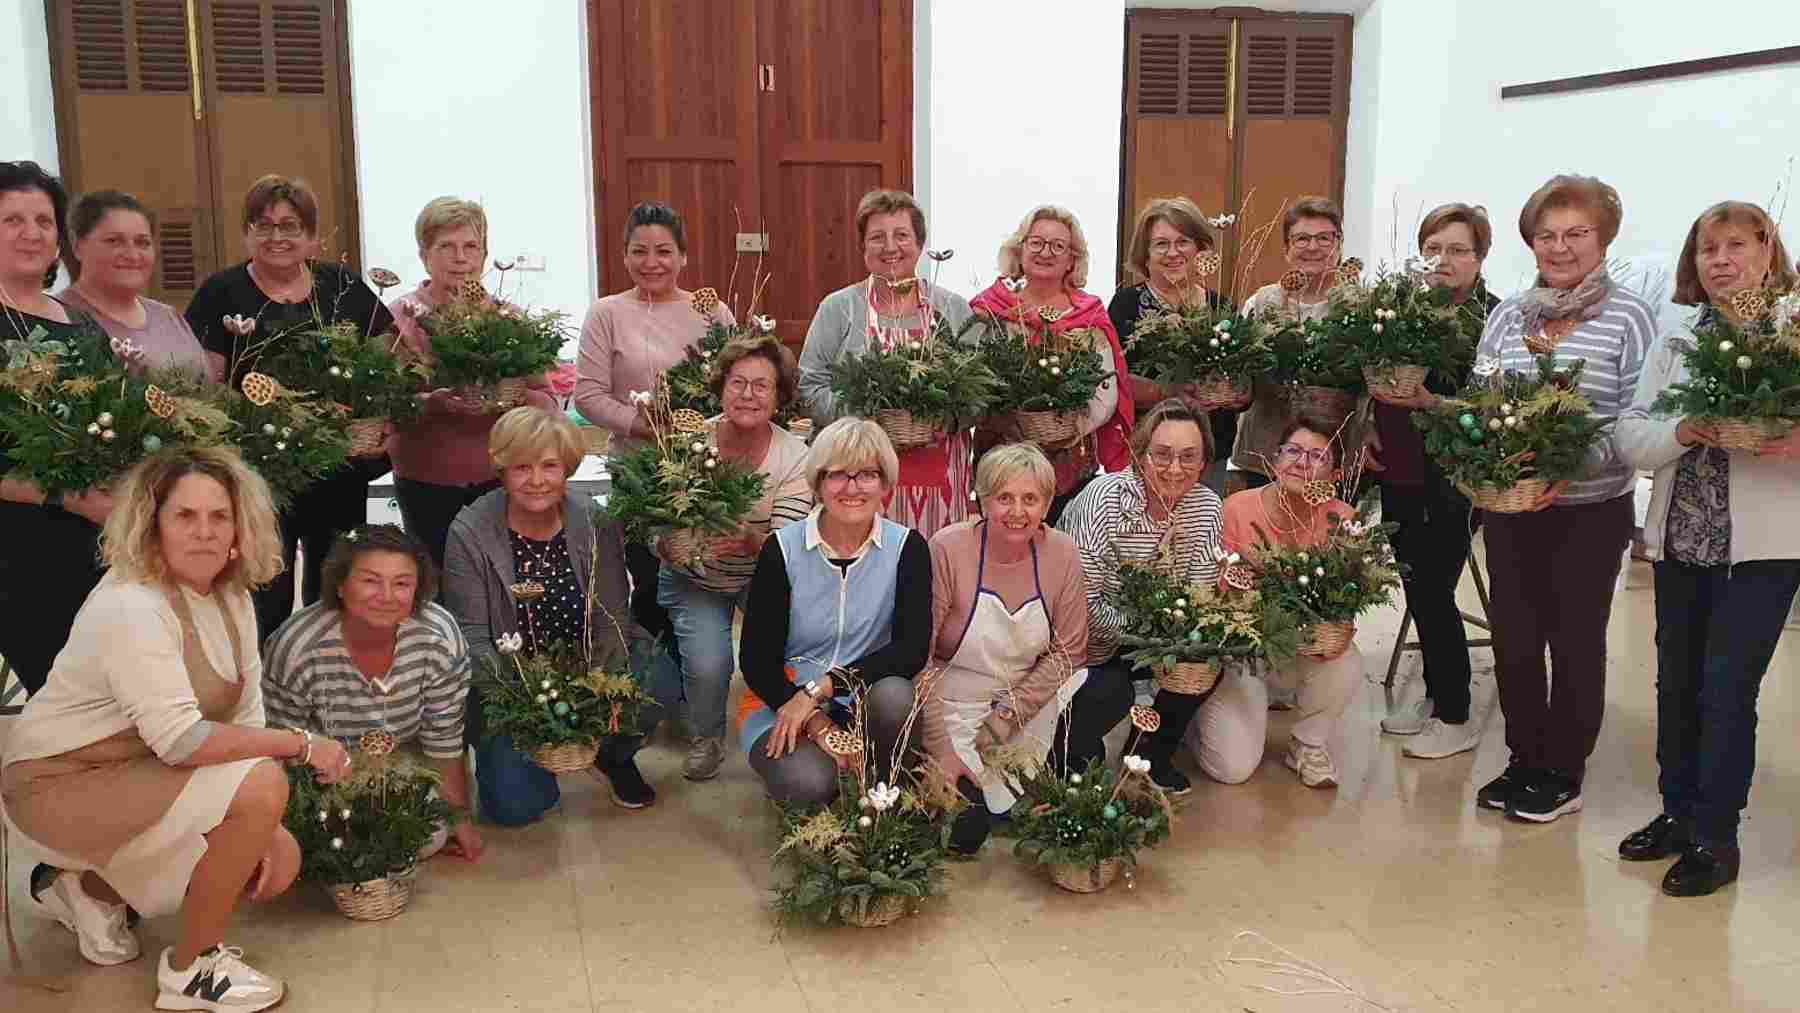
[735,417,932,804]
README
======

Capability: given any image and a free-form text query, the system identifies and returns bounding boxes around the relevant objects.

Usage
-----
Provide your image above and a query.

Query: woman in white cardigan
[2,446,350,1011]
[1615,200,1800,898]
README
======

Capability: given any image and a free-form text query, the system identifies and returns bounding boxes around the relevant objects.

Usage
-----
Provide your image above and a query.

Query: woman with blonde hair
[3,446,350,1011]
[1615,200,1800,896]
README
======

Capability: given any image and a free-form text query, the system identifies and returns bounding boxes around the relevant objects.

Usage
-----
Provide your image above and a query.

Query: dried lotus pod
[1224,562,1257,592]
[1730,287,1772,321]
[689,287,721,318]
[240,372,279,407]
[359,729,396,758]
[1300,478,1336,507]
[1036,305,1069,323]
[822,729,865,758]
[1129,705,1162,733]
[144,384,177,419]
[509,580,546,603]
[1279,269,1308,293]
[887,275,920,294]
[1523,332,1559,356]
[1192,250,1222,278]
[456,278,487,304]
[1338,257,1364,276]
[671,408,708,434]
[368,267,401,290]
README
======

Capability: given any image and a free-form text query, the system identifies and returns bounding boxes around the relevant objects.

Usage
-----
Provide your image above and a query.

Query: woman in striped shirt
[1473,175,1656,825]
[263,524,482,862]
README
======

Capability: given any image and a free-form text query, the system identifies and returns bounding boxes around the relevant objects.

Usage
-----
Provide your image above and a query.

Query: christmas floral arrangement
[259,320,429,455]
[224,369,352,508]
[1124,303,1272,410]
[1413,353,1609,512]
[978,312,1113,446]
[1649,288,1800,451]
[603,383,767,572]
[477,631,651,775]
[661,287,808,432]
[406,276,565,414]
[1243,510,1402,657]
[0,326,232,494]
[1114,561,1299,693]
[829,314,997,450]
[1005,743,1173,894]
[771,678,966,928]
[283,751,452,920]
[1318,259,1481,399]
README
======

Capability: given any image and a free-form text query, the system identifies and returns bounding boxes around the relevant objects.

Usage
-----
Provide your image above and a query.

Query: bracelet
[293,728,312,766]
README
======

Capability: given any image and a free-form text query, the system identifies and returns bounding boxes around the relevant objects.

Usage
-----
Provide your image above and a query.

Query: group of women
[1,154,1797,1010]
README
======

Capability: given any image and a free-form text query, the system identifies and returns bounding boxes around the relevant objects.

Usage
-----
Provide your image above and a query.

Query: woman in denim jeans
[1616,200,1800,897]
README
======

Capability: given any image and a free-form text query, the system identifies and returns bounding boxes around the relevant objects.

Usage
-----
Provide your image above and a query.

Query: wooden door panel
[1238,119,1336,289]
[1131,119,1232,238]
[765,162,881,331]
[592,0,760,308]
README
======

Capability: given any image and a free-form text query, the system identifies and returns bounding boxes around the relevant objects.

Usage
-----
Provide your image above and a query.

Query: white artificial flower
[1772,292,1800,330]
[1207,213,1237,229]
[1314,566,1325,577]
[869,782,901,812]
[629,389,653,406]
[1002,276,1027,293]
[273,441,286,450]
[1123,755,1151,774]
[1404,254,1442,276]
[497,632,524,655]
[1736,355,1754,369]
[1472,355,1501,378]
[1719,341,1734,353]
[752,314,776,333]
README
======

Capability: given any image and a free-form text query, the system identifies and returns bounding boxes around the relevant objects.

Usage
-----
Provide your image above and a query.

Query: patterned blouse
[1664,311,1731,566]
[508,529,586,649]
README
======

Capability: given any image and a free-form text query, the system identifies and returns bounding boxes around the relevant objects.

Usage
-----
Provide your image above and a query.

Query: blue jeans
[657,567,746,740]
[1653,559,1800,845]
[474,636,682,826]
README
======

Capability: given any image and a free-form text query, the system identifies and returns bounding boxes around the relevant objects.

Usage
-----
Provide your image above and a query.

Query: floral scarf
[1516,264,1614,336]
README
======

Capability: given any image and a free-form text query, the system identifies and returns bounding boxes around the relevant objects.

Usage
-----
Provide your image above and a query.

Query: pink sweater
[387,281,557,486]
[573,290,734,453]
[57,289,210,380]
[1220,488,1353,556]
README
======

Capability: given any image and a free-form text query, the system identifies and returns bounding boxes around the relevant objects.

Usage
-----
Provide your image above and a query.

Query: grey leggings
[748,676,917,805]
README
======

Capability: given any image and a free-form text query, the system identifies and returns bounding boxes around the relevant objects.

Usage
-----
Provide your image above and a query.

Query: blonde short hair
[806,417,899,498]
[415,196,489,258]
[998,205,1092,289]
[974,443,1055,502]
[100,446,283,590]
[489,406,583,474]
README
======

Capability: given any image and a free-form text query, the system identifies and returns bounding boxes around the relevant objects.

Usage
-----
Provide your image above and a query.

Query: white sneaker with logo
[1403,716,1484,759]
[155,945,286,1012]
[36,869,139,966]
[1283,739,1339,789]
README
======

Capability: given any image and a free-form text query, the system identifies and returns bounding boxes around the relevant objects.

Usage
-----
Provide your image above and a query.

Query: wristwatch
[801,679,824,700]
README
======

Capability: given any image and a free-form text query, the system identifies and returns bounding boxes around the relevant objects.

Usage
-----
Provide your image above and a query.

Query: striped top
[1476,287,1655,505]
[1056,469,1225,666]
[668,421,815,595]
[262,602,472,760]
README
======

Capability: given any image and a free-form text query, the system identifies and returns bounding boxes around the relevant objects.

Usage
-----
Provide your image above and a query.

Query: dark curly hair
[624,201,688,254]
[318,524,438,615]
[0,160,70,290]
[707,333,799,410]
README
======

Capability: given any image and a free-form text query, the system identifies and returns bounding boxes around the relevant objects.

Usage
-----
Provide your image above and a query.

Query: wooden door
[590,0,762,318]
[755,0,912,340]
[197,0,361,269]
[47,0,215,304]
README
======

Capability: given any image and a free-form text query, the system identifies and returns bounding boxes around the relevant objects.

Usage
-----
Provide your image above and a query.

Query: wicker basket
[580,426,611,457]
[1710,418,1791,452]
[1300,621,1357,658]
[663,528,707,568]
[1015,410,1081,446]
[328,867,416,921]
[1153,660,1220,695]
[443,377,530,416]
[785,417,813,440]
[1050,858,1123,894]
[346,417,388,456]
[1291,385,1357,423]
[531,740,599,775]
[1362,364,1429,400]
[1458,477,1551,514]
[837,893,909,927]
[874,408,942,451]
[1190,374,1251,411]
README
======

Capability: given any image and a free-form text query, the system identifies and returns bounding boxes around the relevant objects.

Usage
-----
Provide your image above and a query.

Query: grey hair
[806,417,900,499]
[974,443,1055,502]
[997,205,1091,289]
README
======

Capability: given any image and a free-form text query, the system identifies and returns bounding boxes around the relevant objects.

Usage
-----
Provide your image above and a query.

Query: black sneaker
[598,757,656,809]
[1506,770,1582,823]
[1476,762,1534,811]
[1150,761,1193,798]
[1662,842,1740,897]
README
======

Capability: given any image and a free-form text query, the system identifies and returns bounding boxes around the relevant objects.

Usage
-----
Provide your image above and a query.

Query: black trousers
[1382,479,1478,723]
[624,539,674,644]
[0,505,103,696]
[394,476,503,571]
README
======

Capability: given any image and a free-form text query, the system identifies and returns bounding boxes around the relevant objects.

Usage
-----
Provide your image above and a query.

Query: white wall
[0,1,57,168]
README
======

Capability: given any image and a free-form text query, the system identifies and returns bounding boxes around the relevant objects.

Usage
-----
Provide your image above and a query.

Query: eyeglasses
[823,468,885,489]
[864,231,917,250]
[432,239,486,258]
[1532,226,1597,249]
[1289,231,1340,248]
[1148,238,1200,257]
[1277,444,1333,466]
[725,377,774,397]
[1024,237,1072,256]
[1146,448,1204,470]
[249,220,306,239]
[1422,243,1476,260]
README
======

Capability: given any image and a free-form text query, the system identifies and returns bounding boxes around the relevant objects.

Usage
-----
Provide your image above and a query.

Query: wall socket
[513,252,547,271]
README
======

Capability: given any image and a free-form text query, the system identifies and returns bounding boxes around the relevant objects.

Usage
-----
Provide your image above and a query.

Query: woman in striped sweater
[1473,175,1656,824]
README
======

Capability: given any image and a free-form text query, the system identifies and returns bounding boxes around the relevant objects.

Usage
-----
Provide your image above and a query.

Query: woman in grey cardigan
[442,408,676,824]
[797,188,974,537]
[1615,200,1800,897]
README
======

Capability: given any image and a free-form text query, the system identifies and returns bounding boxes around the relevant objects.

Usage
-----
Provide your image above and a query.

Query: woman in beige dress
[2,446,351,1012]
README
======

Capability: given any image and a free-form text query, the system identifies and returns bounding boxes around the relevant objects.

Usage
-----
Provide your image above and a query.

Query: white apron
[937,523,1087,813]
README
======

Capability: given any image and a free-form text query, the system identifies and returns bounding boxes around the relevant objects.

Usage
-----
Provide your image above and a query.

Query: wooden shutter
[49,0,216,303]
[197,0,360,268]
[590,0,763,324]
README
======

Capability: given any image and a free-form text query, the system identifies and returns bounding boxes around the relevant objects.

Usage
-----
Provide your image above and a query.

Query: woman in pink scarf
[970,205,1134,521]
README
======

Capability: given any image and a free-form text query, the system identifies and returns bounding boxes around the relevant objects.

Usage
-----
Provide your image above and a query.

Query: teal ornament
[1187,630,1202,642]
[1102,804,1119,821]
[141,434,162,452]
[553,701,570,716]
[51,402,71,420]
[1457,412,1477,429]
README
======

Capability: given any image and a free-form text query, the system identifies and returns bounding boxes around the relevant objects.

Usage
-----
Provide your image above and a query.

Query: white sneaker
[36,869,139,966]
[683,736,725,781]
[1382,692,1434,735]
[1403,716,1484,759]
[1283,739,1338,789]
[155,946,286,1012]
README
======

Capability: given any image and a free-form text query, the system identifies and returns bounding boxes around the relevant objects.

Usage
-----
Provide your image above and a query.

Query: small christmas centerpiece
[1114,561,1300,694]
[477,632,651,775]
[830,314,996,450]
[1650,287,1800,451]
[1005,738,1173,894]
[224,369,352,508]
[260,319,429,456]
[408,277,565,415]
[1319,258,1481,400]
[978,310,1113,447]
[1245,510,1403,657]
[283,751,452,921]
[1124,301,1271,411]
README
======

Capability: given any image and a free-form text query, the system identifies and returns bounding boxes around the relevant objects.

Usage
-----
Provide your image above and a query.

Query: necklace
[1259,484,1306,541]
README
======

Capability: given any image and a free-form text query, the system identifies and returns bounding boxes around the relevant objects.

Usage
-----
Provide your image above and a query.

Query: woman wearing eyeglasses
[735,417,931,805]
[1473,175,1654,824]
[971,205,1131,523]
[1198,416,1362,790]
[1056,400,1222,796]
[1228,197,1346,490]
[655,334,812,781]
[797,189,974,538]
[1365,203,1501,760]
[185,175,396,642]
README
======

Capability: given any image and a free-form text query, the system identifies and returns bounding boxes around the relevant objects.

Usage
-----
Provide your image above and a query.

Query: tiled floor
[5,554,1797,1011]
